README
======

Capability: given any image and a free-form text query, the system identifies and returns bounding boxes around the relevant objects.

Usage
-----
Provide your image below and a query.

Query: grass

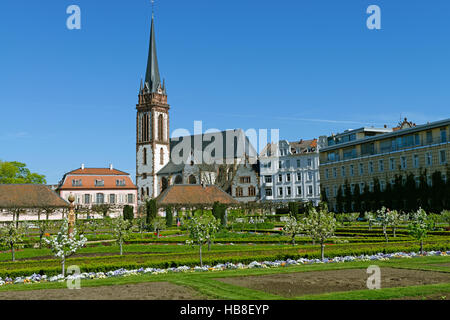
[0,255,448,300]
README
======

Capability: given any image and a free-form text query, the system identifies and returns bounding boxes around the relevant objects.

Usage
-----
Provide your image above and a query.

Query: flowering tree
[389,210,401,238]
[44,219,87,276]
[375,207,395,243]
[186,212,220,266]
[301,207,336,261]
[283,216,303,246]
[364,211,376,230]
[0,222,26,261]
[110,217,132,255]
[37,220,55,249]
[408,208,433,254]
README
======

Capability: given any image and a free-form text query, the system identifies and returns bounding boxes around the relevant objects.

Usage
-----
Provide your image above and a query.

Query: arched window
[175,175,183,184]
[161,177,168,192]
[188,175,197,184]
[158,114,164,141]
[146,187,150,197]
[160,148,164,165]
[143,148,147,165]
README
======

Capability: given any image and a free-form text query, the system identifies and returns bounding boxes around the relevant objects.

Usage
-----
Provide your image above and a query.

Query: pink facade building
[57,165,138,216]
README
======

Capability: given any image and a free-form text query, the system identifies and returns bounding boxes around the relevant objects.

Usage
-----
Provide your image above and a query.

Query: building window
[341,166,346,177]
[116,179,126,186]
[286,160,291,168]
[188,175,197,184]
[368,161,374,174]
[95,180,104,187]
[160,148,164,165]
[127,194,134,204]
[425,152,432,166]
[96,193,104,204]
[297,186,302,196]
[158,114,164,142]
[84,194,90,204]
[307,158,312,167]
[142,173,147,180]
[441,128,447,143]
[240,176,251,184]
[440,150,447,164]
[278,161,282,169]
[278,174,283,183]
[175,175,183,184]
[297,172,302,181]
[369,182,374,192]
[378,159,384,172]
[359,163,364,175]
[143,148,147,165]
[296,159,301,167]
[72,179,82,187]
[325,169,329,180]
[286,174,291,182]
[359,182,365,193]
[265,188,272,197]
[286,187,292,197]
[350,165,354,177]
[308,172,313,181]
[308,185,313,196]
[400,156,407,170]
[109,194,116,204]
[248,186,256,197]
[389,158,395,171]
[426,131,433,144]
[235,187,243,197]
[278,187,283,197]
[380,181,386,192]
[413,154,419,168]
[264,176,272,183]
[333,167,337,178]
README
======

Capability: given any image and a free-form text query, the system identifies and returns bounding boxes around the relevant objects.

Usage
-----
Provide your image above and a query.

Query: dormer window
[116,179,126,187]
[72,179,82,187]
[95,179,104,187]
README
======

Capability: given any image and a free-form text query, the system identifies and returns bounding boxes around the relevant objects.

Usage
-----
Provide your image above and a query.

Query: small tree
[44,219,87,276]
[165,206,173,228]
[91,204,111,218]
[376,207,394,242]
[0,222,26,261]
[151,216,166,238]
[186,212,220,266]
[364,211,376,230]
[123,205,134,222]
[36,219,54,248]
[390,210,401,237]
[110,217,132,255]
[408,208,433,254]
[146,199,157,225]
[283,216,303,246]
[301,207,336,261]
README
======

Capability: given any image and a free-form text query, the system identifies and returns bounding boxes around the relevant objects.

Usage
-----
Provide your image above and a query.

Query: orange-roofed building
[57,164,138,216]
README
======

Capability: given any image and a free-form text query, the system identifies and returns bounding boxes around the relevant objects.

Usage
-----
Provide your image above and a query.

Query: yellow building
[319,118,450,212]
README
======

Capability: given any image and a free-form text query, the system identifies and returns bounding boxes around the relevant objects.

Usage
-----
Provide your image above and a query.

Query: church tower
[136,15,170,201]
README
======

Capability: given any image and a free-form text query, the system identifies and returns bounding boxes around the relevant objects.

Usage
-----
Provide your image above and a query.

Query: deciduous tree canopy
[0,161,46,184]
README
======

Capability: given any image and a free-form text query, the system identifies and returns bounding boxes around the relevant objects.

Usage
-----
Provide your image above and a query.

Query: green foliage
[0,223,26,261]
[283,216,303,245]
[212,202,227,227]
[110,217,133,255]
[123,205,134,221]
[146,199,157,225]
[0,160,46,184]
[165,206,173,228]
[408,208,434,253]
[151,216,166,238]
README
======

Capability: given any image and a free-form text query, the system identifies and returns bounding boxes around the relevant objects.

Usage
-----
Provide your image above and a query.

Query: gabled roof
[58,175,137,190]
[0,184,69,209]
[156,185,238,205]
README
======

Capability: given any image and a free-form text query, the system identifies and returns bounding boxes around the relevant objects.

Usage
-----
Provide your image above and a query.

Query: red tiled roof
[68,168,129,175]
[156,185,238,205]
[59,175,137,190]
[0,185,69,208]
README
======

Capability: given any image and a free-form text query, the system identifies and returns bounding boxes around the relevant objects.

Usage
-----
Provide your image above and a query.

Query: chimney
[109,164,113,170]
[81,164,85,170]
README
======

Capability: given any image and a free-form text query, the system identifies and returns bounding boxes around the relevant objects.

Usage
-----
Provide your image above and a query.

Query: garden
[0,200,449,300]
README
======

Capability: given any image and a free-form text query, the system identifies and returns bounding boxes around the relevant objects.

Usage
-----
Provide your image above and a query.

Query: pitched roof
[0,184,69,209]
[144,16,164,94]
[156,185,238,205]
[68,168,130,175]
[58,175,137,190]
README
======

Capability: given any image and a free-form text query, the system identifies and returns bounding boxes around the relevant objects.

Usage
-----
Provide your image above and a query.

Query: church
[135,15,259,203]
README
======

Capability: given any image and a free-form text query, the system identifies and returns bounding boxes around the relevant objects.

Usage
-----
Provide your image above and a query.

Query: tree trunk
[120,240,123,256]
[383,226,388,242]
[292,235,296,246]
[321,242,325,261]
[62,258,65,277]
[393,227,396,238]
[420,239,424,254]
[15,212,20,228]
[199,245,203,267]
[208,239,211,251]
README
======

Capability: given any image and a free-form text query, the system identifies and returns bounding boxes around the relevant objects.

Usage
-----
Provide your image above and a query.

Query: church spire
[144,15,164,94]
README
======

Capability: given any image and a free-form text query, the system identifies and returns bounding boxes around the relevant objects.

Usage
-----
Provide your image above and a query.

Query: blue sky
[1,0,449,184]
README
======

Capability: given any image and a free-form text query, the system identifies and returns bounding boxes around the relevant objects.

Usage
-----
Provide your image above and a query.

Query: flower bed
[0,250,448,287]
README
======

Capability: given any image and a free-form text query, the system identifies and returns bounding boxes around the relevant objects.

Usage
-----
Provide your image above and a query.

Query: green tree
[165,206,173,228]
[186,212,220,266]
[301,207,336,261]
[375,207,395,243]
[145,199,157,225]
[288,202,300,219]
[0,161,46,184]
[110,217,132,255]
[151,216,166,238]
[431,171,445,213]
[0,223,26,261]
[283,215,303,246]
[407,208,433,254]
[212,202,227,227]
[123,205,134,221]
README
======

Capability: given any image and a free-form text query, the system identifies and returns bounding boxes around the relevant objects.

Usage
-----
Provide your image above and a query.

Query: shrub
[123,205,134,221]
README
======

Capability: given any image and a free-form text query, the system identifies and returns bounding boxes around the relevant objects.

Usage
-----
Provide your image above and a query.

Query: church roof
[156,185,238,205]
[144,16,164,94]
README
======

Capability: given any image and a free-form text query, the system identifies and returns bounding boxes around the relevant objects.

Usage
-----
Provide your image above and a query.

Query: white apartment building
[259,139,322,205]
